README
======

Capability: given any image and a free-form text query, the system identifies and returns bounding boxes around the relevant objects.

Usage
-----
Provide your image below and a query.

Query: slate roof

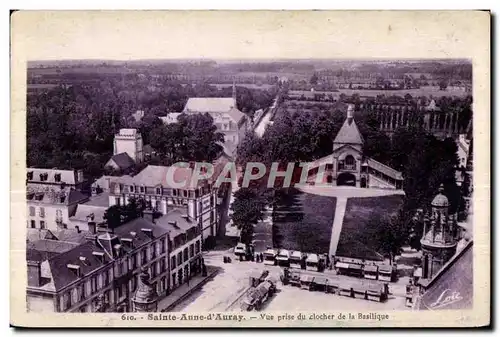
[26,188,89,206]
[183,98,245,124]
[107,152,135,171]
[27,168,80,185]
[122,165,204,189]
[27,239,79,255]
[417,240,473,310]
[71,204,107,224]
[84,192,110,207]
[333,116,364,146]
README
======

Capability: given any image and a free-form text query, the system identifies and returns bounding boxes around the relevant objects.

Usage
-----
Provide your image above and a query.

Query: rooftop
[107,152,135,171]
[183,98,245,124]
[71,204,108,224]
[26,188,89,206]
[27,168,83,186]
[333,109,364,146]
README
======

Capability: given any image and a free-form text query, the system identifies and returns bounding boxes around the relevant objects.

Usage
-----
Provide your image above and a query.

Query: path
[329,197,347,258]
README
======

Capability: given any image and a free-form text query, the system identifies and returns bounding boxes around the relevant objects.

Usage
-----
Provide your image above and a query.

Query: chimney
[88,221,96,234]
[143,209,155,224]
[141,228,153,238]
[27,260,42,287]
[113,244,123,258]
[76,169,84,183]
[168,221,180,229]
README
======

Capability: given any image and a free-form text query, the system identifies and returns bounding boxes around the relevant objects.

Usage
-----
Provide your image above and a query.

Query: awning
[378,265,393,274]
[348,264,363,270]
[364,265,378,273]
[313,277,328,285]
[306,254,319,263]
[336,262,349,269]
[300,275,314,282]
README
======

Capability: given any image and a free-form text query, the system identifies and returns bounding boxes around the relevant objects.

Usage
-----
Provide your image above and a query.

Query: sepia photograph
[10,10,490,328]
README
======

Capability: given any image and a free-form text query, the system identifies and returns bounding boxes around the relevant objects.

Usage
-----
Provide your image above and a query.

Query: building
[306,105,404,189]
[181,83,249,158]
[104,152,136,174]
[27,168,87,191]
[159,113,182,125]
[96,164,219,240]
[153,209,203,291]
[26,215,171,313]
[419,185,460,280]
[69,204,108,232]
[113,128,144,164]
[26,185,89,231]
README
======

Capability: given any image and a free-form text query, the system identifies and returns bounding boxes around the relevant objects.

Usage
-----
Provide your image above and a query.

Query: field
[210,83,276,90]
[337,86,469,98]
[335,195,404,261]
[288,86,469,99]
[272,188,337,254]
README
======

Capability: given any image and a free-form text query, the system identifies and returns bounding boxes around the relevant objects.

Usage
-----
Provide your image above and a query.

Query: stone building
[113,128,144,164]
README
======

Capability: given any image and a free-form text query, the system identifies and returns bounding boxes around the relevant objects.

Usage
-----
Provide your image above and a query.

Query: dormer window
[156,188,162,195]
[27,171,33,180]
[54,173,61,182]
[67,264,81,277]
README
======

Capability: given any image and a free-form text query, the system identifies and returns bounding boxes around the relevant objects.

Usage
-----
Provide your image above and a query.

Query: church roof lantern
[431,184,449,208]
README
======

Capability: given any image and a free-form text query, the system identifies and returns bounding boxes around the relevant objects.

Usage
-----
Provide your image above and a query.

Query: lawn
[335,195,404,261]
[272,188,337,254]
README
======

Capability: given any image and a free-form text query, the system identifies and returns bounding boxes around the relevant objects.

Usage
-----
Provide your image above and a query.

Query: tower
[113,128,144,163]
[131,268,158,312]
[420,184,459,279]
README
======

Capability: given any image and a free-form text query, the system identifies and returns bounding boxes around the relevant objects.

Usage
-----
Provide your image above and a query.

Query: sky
[11,11,487,61]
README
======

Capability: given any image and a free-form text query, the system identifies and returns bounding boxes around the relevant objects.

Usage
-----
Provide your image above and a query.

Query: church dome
[431,184,449,208]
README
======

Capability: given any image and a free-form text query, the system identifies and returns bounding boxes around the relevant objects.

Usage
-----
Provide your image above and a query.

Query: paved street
[170,250,411,312]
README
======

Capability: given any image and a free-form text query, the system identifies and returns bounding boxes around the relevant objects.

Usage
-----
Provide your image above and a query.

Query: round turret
[431,184,449,208]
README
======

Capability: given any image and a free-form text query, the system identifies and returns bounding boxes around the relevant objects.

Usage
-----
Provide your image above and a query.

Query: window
[29,206,35,216]
[183,248,188,261]
[151,243,157,259]
[160,258,166,272]
[64,291,72,310]
[129,185,135,193]
[115,197,120,206]
[91,276,98,292]
[39,207,45,218]
[171,256,176,269]
[78,283,85,301]
[183,190,188,198]
[160,238,166,254]
[140,186,145,193]
[172,272,176,287]
[189,244,194,258]
[345,155,355,170]
[177,252,183,265]
[30,220,36,228]
[40,221,45,229]
[195,240,201,254]
[156,188,162,195]
[54,173,61,182]
[130,254,137,270]
[103,269,109,286]
[173,189,177,196]
[141,250,147,264]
